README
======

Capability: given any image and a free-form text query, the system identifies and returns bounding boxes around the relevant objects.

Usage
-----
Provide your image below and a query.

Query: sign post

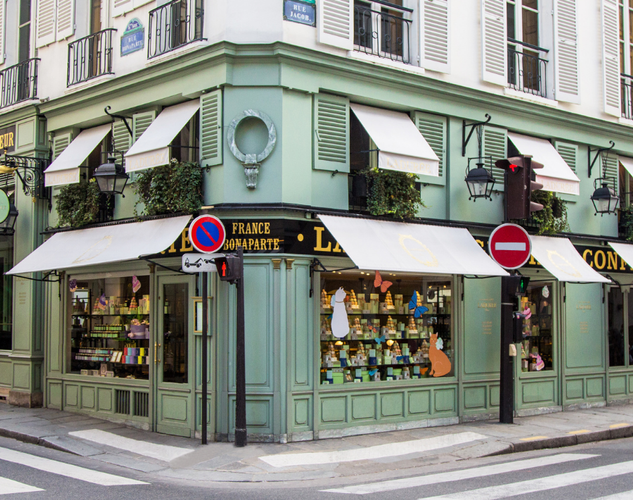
[188,215,226,445]
[489,223,532,424]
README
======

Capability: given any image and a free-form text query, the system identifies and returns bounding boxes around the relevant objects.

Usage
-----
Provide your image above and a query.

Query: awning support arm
[104,106,133,138]
[10,270,60,283]
[140,256,189,275]
[309,258,358,297]
[462,114,491,157]
[588,140,615,178]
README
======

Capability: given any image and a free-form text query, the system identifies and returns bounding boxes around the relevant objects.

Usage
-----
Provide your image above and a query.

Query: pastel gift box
[354,368,363,381]
[339,350,348,367]
[326,370,333,384]
[333,372,344,384]
[368,349,377,365]
[413,365,421,378]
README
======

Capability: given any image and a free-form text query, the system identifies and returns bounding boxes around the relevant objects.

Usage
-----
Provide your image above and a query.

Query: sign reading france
[121,18,144,56]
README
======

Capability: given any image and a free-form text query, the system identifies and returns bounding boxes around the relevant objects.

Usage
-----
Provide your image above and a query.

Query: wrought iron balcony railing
[507,39,548,98]
[621,74,633,120]
[148,0,204,59]
[67,29,116,87]
[354,1,412,64]
[0,58,39,109]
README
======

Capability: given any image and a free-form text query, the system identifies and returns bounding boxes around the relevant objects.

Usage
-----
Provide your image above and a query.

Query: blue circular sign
[189,215,226,254]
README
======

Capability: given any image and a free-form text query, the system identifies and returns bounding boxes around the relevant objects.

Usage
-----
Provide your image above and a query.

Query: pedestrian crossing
[0,446,148,495]
[322,452,633,499]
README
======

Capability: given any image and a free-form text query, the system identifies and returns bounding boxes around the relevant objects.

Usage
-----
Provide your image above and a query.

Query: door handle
[154,342,161,364]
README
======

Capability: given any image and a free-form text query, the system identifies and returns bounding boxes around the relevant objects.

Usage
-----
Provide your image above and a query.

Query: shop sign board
[121,18,144,56]
[489,223,532,269]
[182,253,218,273]
[0,190,9,223]
[283,0,316,26]
[189,215,226,254]
[0,125,15,152]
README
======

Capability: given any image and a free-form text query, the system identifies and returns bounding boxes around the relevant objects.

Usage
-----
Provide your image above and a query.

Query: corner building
[1,0,633,442]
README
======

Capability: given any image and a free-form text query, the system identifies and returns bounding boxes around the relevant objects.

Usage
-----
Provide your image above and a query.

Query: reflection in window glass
[0,235,13,351]
[609,288,625,367]
[162,283,188,383]
[520,282,553,372]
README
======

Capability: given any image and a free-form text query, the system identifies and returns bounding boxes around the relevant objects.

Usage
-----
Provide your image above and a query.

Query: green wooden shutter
[313,94,349,172]
[414,112,446,177]
[200,89,223,167]
[555,141,578,173]
[483,126,507,188]
[603,154,619,190]
[52,132,72,160]
[133,111,156,144]
[112,120,131,154]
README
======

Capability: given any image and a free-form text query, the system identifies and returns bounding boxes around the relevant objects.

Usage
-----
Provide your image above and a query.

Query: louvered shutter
[603,155,619,189]
[554,0,579,103]
[555,141,578,173]
[199,90,223,167]
[113,0,133,17]
[313,94,349,172]
[602,0,621,116]
[481,0,507,86]
[112,120,131,154]
[56,0,74,40]
[133,111,156,143]
[52,132,72,160]
[0,0,5,65]
[414,111,446,177]
[36,0,56,48]
[483,126,507,188]
[421,0,450,73]
[317,0,354,50]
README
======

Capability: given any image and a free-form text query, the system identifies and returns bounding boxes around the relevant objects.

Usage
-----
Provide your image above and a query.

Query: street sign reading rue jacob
[489,223,532,269]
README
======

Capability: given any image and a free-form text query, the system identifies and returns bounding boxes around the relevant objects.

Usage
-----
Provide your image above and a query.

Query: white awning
[7,216,191,275]
[350,104,440,177]
[619,156,633,177]
[318,215,508,276]
[530,236,609,283]
[608,242,633,270]
[508,132,580,196]
[44,124,111,187]
[125,100,200,173]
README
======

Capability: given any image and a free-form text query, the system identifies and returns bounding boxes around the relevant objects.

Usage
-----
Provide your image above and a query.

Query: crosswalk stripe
[0,447,148,486]
[418,460,633,500]
[323,453,598,495]
[261,432,487,468]
[0,477,43,495]
[595,491,633,499]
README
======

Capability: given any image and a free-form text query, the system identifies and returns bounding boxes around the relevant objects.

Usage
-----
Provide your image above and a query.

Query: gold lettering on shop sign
[314,226,332,252]
[594,250,606,270]
[576,302,592,311]
[579,321,589,334]
[583,249,593,267]
[478,299,497,312]
[181,228,193,253]
[0,132,14,150]
[482,321,493,334]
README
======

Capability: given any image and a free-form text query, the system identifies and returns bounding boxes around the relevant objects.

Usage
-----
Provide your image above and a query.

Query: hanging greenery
[530,191,570,235]
[619,205,633,241]
[363,167,424,220]
[134,159,205,216]
[55,179,102,228]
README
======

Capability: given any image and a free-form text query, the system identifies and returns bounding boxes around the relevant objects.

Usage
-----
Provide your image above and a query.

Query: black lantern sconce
[0,202,19,235]
[93,153,129,196]
[462,114,495,201]
[591,176,619,216]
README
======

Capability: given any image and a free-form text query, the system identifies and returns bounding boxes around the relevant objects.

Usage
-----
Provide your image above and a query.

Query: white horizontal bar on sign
[495,242,526,251]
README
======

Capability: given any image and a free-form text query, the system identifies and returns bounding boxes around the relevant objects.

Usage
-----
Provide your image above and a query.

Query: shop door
[154,275,195,437]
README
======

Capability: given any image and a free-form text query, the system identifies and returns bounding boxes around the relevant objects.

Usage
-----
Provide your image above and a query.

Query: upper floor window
[19,0,32,63]
[619,0,633,118]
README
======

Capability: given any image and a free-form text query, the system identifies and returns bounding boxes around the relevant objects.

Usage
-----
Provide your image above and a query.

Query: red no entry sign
[489,223,532,269]
[189,215,226,254]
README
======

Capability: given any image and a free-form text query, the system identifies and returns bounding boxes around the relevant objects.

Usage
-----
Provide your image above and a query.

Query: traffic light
[214,254,242,283]
[495,155,544,220]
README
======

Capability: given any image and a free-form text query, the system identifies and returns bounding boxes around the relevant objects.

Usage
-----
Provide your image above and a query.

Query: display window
[0,234,13,351]
[68,275,150,380]
[319,271,453,384]
[519,281,554,372]
[607,287,633,368]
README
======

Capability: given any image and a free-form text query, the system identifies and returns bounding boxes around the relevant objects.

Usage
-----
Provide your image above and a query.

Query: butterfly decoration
[436,337,444,350]
[396,356,403,362]
[68,279,78,293]
[374,335,386,345]
[368,369,378,377]
[374,271,392,293]
[408,291,429,318]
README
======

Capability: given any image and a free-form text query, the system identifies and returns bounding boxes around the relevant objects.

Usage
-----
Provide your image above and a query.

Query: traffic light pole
[234,246,247,447]
[201,271,208,444]
[499,274,515,424]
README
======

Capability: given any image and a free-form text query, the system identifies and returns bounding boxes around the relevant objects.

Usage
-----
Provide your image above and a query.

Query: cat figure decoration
[428,333,451,377]
[331,287,350,339]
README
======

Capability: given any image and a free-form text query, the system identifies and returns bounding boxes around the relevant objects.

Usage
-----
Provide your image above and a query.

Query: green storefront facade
[1,23,633,441]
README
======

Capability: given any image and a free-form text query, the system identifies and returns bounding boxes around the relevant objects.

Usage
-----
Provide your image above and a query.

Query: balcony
[0,59,39,109]
[148,0,204,59]
[621,74,633,120]
[353,1,412,64]
[67,29,116,87]
[507,39,548,98]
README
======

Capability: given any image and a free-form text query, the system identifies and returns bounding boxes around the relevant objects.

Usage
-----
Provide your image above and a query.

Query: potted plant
[362,167,424,220]
[528,191,570,235]
[55,179,102,228]
[619,205,633,241]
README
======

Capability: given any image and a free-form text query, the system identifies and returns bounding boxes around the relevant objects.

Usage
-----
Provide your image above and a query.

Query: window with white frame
[619,0,633,118]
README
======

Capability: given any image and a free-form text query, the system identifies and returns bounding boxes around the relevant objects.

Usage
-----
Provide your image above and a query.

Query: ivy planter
[363,167,424,220]
[134,159,205,216]
[55,179,103,228]
[619,205,633,241]
[528,191,570,235]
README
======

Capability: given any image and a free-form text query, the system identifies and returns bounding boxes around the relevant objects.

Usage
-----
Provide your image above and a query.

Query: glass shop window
[319,271,453,385]
[608,287,625,367]
[68,275,150,380]
[519,282,554,372]
[0,234,13,351]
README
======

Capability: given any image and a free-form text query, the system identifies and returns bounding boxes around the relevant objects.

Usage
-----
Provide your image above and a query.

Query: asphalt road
[3,436,633,499]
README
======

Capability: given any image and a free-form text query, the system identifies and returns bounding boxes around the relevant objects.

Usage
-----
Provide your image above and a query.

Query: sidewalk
[1,402,633,483]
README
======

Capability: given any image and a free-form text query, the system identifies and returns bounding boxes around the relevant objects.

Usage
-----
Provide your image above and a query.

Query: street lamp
[93,156,129,196]
[465,159,495,201]
[0,203,18,235]
[591,177,619,216]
